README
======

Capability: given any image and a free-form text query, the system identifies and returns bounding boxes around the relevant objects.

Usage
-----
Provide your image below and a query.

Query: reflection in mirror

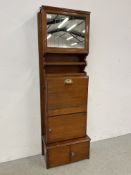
[46,14,86,48]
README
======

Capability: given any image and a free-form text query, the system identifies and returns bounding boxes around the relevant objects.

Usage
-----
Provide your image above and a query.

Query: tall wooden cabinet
[37,6,91,168]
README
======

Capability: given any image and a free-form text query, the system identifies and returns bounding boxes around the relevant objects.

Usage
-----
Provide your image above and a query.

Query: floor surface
[0,134,131,175]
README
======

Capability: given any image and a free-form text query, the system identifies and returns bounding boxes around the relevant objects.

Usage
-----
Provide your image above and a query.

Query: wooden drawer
[46,76,88,116]
[47,113,86,143]
[71,142,89,162]
[47,146,70,167]
[45,136,90,168]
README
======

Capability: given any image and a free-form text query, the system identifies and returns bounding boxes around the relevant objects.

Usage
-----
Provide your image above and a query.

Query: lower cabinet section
[43,136,90,168]
[47,113,86,143]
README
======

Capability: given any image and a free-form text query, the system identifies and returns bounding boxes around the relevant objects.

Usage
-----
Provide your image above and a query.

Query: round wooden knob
[71,152,76,157]
[49,128,52,132]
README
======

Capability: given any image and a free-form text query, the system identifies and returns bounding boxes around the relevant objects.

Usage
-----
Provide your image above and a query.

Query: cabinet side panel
[38,12,47,154]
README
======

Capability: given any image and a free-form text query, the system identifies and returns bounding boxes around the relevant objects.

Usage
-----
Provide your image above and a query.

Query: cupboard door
[47,76,88,116]
[47,113,86,143]
[70,141,89,162]
[47,146,70,168]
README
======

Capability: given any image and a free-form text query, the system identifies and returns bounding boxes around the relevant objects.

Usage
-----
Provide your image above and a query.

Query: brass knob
[64,79,73,85]
[71,152,76,157]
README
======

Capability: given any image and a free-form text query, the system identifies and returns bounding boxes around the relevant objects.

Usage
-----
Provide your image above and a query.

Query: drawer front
[70,141,89,162]
[46,76,88,116]
[48,146,70,168]
[47,113,86,143]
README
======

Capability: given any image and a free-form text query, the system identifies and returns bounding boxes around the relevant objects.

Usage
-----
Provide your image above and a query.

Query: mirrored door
[46,14,87,49]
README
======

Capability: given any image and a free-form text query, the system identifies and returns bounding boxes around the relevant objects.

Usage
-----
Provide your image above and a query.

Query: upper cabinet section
[40,6,90,54]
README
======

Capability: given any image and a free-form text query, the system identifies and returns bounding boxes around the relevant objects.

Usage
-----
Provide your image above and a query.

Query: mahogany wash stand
[37,6,91,168]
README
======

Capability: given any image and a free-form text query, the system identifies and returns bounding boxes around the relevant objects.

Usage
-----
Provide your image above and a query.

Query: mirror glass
[46,14,86,48]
